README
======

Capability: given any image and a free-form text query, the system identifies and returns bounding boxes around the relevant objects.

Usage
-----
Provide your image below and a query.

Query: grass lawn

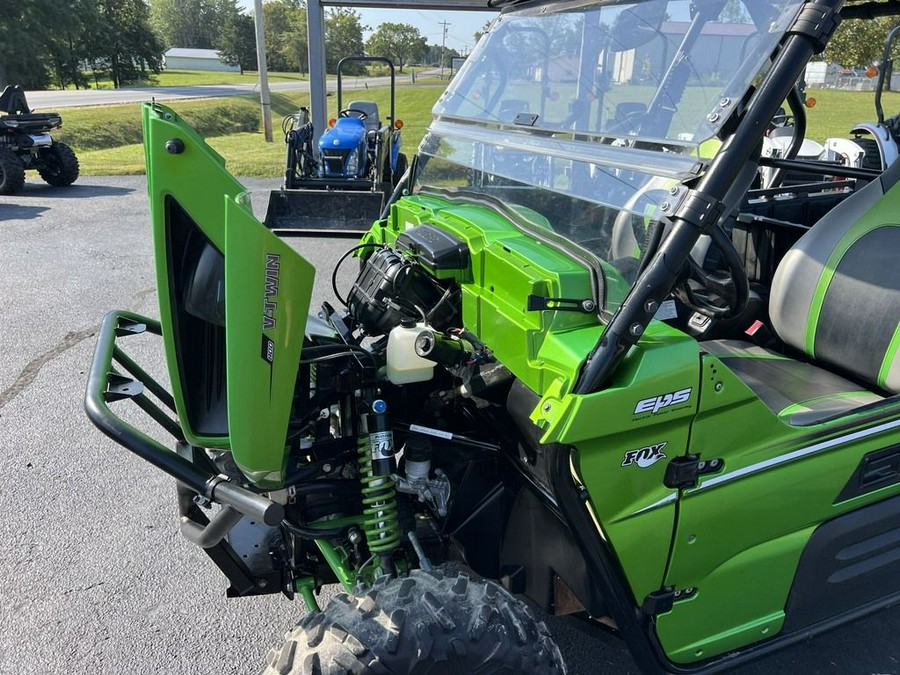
[68,84,445,176]
[62,83,900,177]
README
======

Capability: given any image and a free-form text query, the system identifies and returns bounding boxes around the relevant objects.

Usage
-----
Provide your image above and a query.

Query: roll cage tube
[574,0,842,395]
[875,24,900,125]
[336,56,395,126]
[764,83,809,189]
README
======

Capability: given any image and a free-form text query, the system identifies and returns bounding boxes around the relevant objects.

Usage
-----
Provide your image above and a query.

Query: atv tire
[38,141,79,187]
[261,569,566,674]
[0,148,25,195]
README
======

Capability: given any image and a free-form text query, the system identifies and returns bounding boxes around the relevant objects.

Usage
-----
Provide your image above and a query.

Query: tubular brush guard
[84,310,285,533]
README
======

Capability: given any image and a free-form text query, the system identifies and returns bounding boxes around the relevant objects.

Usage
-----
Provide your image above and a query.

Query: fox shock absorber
[358,399,400,573]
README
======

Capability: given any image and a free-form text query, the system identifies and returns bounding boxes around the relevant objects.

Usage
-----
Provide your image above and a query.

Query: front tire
[38,141,79,187]
[0,148,25,195]
[261,569,566,674]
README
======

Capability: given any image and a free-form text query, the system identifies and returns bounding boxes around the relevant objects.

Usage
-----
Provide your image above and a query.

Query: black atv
[0,85,79,196]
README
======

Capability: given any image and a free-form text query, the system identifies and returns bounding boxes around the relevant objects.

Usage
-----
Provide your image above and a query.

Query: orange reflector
[867,66,879,78]
[395,119,404,129]
[328,118,336,128]
[805,97,817,109]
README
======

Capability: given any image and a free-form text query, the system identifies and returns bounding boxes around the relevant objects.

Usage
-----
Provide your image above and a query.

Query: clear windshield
[414,0,803,307]
[437,0,799,145]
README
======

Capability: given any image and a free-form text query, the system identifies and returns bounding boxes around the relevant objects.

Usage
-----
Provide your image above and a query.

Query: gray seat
[702,159,900,425]
[345,100,381,134]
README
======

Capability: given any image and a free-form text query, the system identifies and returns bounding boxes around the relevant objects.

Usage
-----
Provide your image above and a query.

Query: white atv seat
[702,159,900,425]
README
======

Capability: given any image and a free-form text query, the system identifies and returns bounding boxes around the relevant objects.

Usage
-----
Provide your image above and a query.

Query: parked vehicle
[823,26,900,172]
[86,0,900,672]
[265,57,407,235]
[0,85,78,195]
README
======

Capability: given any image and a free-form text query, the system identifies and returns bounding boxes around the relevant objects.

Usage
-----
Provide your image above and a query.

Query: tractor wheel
[260,569,566,674]
[38,141,79,187]
[0,148,25,195]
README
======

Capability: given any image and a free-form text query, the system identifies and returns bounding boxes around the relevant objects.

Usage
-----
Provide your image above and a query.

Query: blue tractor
[265,57,407,235]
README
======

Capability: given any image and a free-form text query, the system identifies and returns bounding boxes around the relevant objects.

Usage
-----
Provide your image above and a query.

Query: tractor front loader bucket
[264,187,387,238]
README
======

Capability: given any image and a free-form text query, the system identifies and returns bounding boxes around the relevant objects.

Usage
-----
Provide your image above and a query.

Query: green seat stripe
[878,321,900,389]
[778,390,881,419]
[805,217,899,356]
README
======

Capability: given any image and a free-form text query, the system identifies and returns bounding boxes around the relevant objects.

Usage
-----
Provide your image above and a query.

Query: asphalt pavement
[1,175,899,674]
[24,75,411,110]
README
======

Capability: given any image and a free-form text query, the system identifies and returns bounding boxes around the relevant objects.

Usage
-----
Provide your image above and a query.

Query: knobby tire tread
[39,141,79,187]
[0,148,25,195]
[260,569,566,675]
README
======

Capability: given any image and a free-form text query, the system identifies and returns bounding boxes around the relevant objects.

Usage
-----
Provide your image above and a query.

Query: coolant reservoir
[386,319,435,384]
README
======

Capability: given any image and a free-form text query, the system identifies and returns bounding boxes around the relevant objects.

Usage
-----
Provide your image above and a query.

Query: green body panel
[373,190,900,657]
[369,194,624,394]
[656,354,900,662]
[224,198,314,487]
[145,103,241,448]
[146,101,900,661]
[543,324,701,607]
[368,193,701,609]
[144,103,315,486]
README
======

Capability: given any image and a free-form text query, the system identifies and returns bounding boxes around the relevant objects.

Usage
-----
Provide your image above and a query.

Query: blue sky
[236,3,497,54]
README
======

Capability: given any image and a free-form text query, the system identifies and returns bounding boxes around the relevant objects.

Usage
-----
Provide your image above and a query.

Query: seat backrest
[346,101,380,133]
[0,85,30,114]
[770,158,900,393]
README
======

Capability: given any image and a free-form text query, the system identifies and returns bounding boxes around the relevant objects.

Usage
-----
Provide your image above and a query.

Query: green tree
[473,19,495,44]
[365,22,427,73]
[217,12,257,74]
[44,0,103,89]
[97,0,164,88]
[0,0,68,88]
[717,0,751,24]
[151,0,231,49]
[823,17,896,70]
[263,0,307,72]
[326,9,367,74]
[424,44,460,68]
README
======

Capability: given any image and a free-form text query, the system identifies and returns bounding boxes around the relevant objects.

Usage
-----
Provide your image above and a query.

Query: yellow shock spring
[358,436,400,554]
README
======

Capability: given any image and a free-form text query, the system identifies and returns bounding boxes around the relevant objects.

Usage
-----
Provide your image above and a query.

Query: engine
[344,224,491,385]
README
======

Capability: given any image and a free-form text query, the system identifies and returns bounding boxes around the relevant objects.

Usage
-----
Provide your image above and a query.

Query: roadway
[23,75,405,110]
[1,175,898,674]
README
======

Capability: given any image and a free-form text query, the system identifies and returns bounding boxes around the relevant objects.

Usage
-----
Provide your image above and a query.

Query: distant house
[163,48,239,73]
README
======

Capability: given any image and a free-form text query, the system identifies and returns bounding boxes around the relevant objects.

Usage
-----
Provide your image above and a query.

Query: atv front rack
[84,311,285,531]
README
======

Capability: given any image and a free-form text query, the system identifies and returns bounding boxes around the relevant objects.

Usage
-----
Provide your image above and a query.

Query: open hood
[143,102,315,488]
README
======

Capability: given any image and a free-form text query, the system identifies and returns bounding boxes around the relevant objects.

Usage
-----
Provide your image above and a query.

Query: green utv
[86,0,900,672]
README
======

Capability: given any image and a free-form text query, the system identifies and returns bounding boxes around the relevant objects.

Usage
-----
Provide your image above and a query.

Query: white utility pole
[253,0,273,142]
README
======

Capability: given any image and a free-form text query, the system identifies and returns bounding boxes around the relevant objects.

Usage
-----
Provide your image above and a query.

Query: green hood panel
[224,197,314,487]
[143,102,315,487]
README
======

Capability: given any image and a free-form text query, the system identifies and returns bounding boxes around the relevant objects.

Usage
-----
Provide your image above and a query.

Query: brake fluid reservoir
[386,319,435,384]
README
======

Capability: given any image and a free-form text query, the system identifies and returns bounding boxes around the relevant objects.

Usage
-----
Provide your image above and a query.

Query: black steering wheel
[672,224,749,319]
[339,108,369,120]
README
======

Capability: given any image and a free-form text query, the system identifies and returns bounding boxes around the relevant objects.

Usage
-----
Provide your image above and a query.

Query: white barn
[163,48,240,72]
